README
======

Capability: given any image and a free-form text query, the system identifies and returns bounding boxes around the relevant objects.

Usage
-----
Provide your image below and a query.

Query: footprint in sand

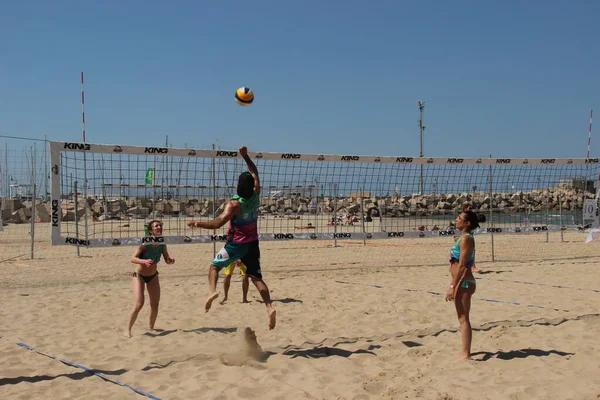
[361,378,386,395]
[491,325,508,339]
[408,347,433,358]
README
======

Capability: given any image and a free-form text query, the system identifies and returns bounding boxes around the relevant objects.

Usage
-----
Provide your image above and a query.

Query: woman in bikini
[125,220,175,337]
[452,204,482,273]
[445,210,480,359]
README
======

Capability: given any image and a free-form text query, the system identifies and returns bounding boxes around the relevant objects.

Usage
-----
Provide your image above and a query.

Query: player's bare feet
[219,297,228,305]
[267,308,276,330]
[242,299,250,303]
[124,330,132,338]
[205,292,219,312]
[459,352,472,360]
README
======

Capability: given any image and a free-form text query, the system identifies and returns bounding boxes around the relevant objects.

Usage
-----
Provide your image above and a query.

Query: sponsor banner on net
[273,233,294,240]
[60,235,224,247]
[65,237,91,246]
[51,199,60,227]
[58,224,582,247]
[54,142,599,165]
[63,142,91,151]
[281,153,301,160]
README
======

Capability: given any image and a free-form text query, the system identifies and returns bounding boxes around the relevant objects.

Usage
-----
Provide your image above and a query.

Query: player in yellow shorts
[220,259,250,304]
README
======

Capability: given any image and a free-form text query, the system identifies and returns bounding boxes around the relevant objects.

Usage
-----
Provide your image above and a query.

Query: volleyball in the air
[234,87,254,106]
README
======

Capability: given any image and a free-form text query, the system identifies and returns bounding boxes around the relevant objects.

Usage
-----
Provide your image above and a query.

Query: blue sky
[1,1,598,158]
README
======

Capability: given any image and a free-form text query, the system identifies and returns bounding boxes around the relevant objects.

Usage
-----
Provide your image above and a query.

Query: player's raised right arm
[239,146,260,194]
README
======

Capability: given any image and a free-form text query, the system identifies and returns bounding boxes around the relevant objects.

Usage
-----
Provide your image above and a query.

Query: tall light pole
[417,101,426,194]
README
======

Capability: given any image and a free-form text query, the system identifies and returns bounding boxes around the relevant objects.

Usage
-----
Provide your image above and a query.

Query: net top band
[52,142,598,166]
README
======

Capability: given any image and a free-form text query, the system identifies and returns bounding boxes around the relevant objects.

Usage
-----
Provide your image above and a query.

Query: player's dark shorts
[211,240,262,279]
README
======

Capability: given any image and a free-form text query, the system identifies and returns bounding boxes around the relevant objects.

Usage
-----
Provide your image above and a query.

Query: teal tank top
[228,191,259,243]
[142,244,164,263]
[450,233,475,267]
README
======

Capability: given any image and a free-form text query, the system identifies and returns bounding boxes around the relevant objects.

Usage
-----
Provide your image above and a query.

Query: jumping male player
[188,146,276,330]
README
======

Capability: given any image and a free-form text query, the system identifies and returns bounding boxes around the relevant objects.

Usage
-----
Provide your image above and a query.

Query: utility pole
[417,101,426,194]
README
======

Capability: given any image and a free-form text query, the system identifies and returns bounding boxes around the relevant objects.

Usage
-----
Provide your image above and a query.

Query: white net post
[0,143,4,233]
[0,196,3,233]
[50,142,61,246]
[545,195,550,243]
[0,149,4,232]
[333,183,339,247]
[29,143,36,259]
[559,193,564,242]
[211,143,217,257]
[74,181,81,257]
[30,183,36,259]
[82,152,90,248]
[488,156,495,262]
[360,187,366,246]
[595,173,600,228]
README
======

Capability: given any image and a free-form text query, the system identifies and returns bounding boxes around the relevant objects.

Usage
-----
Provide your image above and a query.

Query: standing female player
[125,220,175,337]
[445,210,480,359]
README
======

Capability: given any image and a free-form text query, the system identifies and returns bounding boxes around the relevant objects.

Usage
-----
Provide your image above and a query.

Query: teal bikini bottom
[460,279,476,289]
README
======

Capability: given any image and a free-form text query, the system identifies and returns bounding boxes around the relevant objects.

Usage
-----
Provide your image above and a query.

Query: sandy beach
[1,229,599,399]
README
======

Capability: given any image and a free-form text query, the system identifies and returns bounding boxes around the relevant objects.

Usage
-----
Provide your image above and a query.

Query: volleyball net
[50,141,600,248]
